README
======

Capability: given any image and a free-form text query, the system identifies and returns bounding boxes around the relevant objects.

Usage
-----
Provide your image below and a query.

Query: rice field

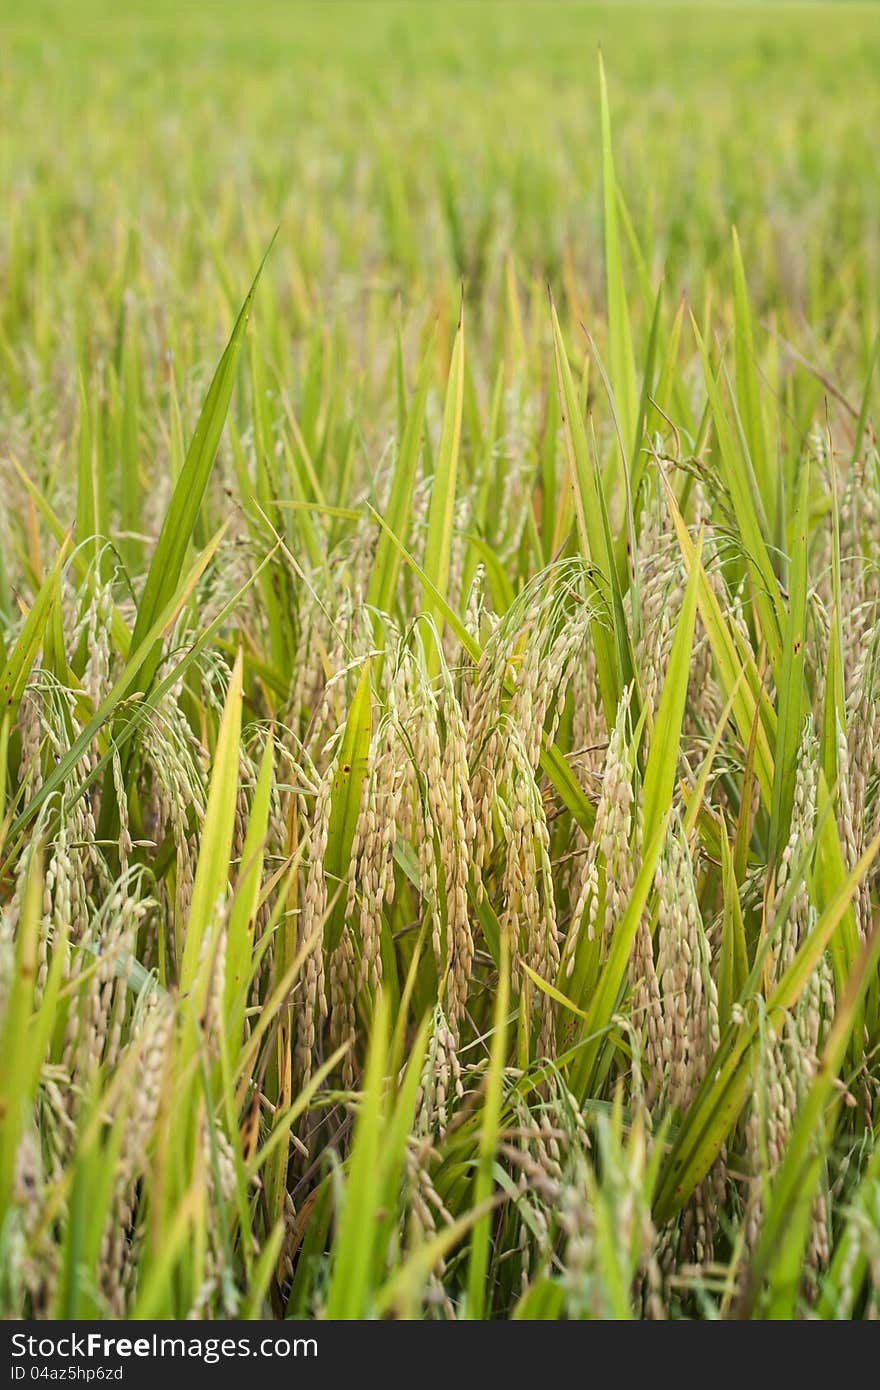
[3,0,880,1320]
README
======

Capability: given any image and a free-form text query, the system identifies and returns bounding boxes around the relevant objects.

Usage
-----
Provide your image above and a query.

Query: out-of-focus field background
[5,2,879,384]
[3,1,880,1321]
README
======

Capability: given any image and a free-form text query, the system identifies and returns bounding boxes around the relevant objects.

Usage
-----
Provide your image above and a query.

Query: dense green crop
[2,1,880,1320]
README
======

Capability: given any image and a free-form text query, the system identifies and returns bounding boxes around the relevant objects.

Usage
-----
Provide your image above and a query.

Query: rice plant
[2,0,880,1321]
